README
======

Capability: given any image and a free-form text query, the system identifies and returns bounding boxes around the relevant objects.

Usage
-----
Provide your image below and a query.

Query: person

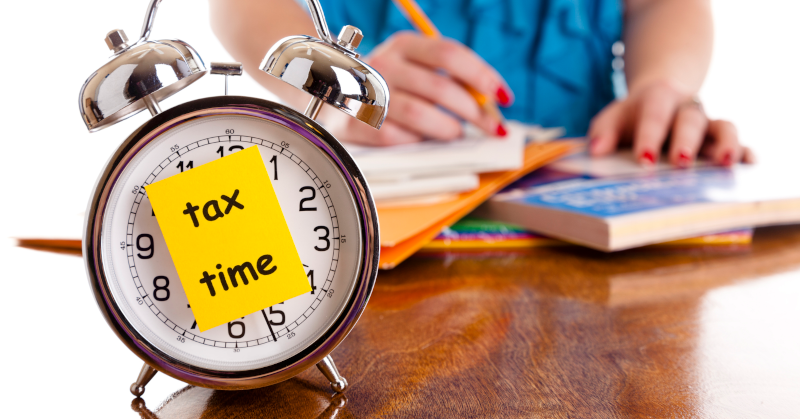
[209,0,750,167]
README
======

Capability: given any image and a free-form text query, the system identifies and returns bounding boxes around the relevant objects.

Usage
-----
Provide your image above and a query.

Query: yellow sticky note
[146,146,311,331]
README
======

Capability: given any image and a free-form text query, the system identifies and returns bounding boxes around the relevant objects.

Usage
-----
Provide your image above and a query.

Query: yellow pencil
[391,0,506,125]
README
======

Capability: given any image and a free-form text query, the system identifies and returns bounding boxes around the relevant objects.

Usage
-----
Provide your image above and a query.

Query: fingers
[388,32,514,106]
[703,120,742,166]
[741,146,757,164]
[589,79,747,168]
[388,91,465,140]
[632,83,682,165]
[588,101,625,156]
[380,60,500,135]
[668,104,708,167]
[342,120,422,147]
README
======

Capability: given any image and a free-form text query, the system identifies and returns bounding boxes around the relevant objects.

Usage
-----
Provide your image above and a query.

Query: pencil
[391,0,506,124]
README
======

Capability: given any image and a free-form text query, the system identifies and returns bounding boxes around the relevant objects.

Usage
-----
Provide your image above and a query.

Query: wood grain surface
[26,227,800,418]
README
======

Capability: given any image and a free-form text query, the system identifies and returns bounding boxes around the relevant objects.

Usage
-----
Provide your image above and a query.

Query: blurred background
[0,0,797,414]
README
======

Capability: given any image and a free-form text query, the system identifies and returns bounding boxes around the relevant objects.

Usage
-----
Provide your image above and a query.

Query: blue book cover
[477,152,800,251]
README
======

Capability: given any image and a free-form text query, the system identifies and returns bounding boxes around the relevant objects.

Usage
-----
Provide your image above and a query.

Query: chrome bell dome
[260,0,389,129]
[78,0,206,132]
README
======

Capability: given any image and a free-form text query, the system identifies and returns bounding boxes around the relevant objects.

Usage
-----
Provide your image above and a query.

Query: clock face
[99,111,364,373]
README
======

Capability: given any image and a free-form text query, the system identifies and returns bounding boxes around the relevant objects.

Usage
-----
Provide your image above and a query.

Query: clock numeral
[136,297,143,305]
[323,180,332,189]
[176,160,193,172]
[225,129,235,134]
[280,141,290,149]
[132,185,140,195]
[120,241,126,250]
[228,318,246,339]
[176,336,185,343]
[307,269,316,294]
[136,234,154,259]
[341,235,347,244]
[217,145,244,158]
[153,276,170,301]
[299,186,317,211]
[287,332,296,339]
[267,304,285,326]
[170,144,180,152]
[269,155,278,180]
[314,226,330,251]
[328,289,335,298]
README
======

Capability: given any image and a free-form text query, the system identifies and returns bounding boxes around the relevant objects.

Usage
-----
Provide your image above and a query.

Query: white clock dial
[100,114,362,372]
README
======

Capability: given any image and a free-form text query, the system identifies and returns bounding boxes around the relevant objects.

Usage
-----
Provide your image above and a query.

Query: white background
[0,0,798,416]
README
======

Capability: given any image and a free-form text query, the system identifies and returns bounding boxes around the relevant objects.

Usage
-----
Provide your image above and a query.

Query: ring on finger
[681,95,704,112]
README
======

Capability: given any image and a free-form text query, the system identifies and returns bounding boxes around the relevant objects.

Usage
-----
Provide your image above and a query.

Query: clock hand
[261,309,278,342]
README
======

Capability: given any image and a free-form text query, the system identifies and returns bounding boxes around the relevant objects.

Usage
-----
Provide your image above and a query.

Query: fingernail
[640,150,656,166]
[496,87,512,106]
[496,124,507,137]
[677,150,692,168]
[721,151,733,166]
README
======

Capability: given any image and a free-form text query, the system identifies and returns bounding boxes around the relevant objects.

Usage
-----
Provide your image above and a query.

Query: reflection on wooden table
[25,226,800,418]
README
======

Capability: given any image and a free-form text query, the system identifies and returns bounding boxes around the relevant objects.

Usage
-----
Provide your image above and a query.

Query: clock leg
[316,355,348,393]
[130,363,158,396]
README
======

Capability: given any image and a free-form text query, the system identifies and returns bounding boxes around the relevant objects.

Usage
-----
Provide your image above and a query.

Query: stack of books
[347,122,563,205]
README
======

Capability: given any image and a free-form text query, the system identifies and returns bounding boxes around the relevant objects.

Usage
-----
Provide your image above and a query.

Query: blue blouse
[315,0,623,137]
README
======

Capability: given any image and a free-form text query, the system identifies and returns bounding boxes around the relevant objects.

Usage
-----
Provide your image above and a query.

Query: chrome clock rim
[83,96,379,389]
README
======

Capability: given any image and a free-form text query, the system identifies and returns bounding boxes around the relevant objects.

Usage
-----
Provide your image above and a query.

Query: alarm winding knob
[336,25,363,52]
[104,29,129,53]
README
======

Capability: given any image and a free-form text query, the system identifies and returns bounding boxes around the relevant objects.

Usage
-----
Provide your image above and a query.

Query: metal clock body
[78,0,387,394]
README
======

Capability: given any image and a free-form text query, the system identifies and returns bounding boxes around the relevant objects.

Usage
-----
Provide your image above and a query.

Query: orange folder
[377,140,581,269]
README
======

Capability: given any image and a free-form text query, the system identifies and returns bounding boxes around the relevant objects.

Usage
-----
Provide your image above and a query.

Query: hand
[324,31,514,146]
[588,80,754,166]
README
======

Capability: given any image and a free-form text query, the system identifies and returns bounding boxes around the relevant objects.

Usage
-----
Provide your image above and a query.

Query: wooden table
[20,226,800,418]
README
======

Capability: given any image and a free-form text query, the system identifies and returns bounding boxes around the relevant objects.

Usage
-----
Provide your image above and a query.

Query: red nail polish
[641,150,656,165]
[678,150,692,167]
[721,151,733,166]
[496,87,511,106]
[496,124,507,137]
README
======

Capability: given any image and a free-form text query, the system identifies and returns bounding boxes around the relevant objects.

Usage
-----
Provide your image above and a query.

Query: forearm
[209,0,316,109]
[623,0,713,96]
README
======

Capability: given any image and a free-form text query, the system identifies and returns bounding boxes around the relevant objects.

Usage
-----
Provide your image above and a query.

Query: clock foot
[130,363,158,396]
[316,355,348,393]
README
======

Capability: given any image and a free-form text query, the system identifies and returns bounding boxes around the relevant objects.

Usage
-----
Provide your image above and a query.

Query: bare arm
[624,0,714,95]
[209,0,316,110]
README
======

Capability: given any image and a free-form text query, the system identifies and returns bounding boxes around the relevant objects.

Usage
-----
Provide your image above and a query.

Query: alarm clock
[78,0,387,395]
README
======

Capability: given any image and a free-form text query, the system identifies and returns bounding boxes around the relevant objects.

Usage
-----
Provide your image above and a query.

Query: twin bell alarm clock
[78,0,387,395]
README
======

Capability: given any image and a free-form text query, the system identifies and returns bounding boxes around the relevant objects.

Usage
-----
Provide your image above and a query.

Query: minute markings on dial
[127,135,338,348]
